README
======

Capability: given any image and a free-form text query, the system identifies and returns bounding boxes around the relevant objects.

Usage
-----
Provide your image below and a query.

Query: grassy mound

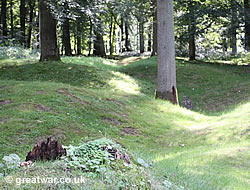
[0,56,249,189]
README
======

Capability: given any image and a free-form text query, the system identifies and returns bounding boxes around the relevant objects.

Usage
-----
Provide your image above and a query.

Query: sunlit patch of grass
[153,142,250,189]
[62,56,120,70]
[108,71,141,95]
[120,56,250,114]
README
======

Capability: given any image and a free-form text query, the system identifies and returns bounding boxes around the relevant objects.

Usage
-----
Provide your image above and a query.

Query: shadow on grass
[0,56,249,115]
[0,61,115,88]
[119,57,250,115]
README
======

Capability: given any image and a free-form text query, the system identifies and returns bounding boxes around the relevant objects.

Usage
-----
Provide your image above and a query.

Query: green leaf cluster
[0,154,20,177]
[63,138,131,173]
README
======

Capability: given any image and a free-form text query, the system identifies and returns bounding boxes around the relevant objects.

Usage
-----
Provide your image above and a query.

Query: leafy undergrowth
[0,56,249,189]
[1,138,172,189]
[201,52,250,66]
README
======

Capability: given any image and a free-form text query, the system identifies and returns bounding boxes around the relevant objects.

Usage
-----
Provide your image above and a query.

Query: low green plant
[0,154,20,177]
[63,138,131,173]
[62,138,160,189]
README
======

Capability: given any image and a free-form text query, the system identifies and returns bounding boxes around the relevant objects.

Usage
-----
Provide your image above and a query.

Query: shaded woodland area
[1,0,250,59]
[0,0,249,189]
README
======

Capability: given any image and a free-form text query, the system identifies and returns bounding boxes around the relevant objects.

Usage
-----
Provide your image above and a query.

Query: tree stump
[26,137,66,161]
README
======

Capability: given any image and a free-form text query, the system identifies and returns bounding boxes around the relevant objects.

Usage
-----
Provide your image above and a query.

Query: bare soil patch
[33,104,52,112]
[103,117,123,126]
[36,90,47,94]
[0,118,9,124]
[121,126,140,136]
[105,98,125,106]
[56,88,89,106]
[0,100,12,106]
[0,86,7,90]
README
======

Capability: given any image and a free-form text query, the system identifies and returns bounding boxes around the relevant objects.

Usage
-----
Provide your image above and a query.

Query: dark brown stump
[26,137,66,161]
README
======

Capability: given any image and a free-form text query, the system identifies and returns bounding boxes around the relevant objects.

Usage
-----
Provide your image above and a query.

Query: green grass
[0,56,249,189]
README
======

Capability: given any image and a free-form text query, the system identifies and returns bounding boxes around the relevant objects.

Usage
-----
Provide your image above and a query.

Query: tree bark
[88,18,93,56]
[188,24,196,60]
[231,0,237,56]
[120,18,125,52]
[152,0,157,56]
[156,0,178,105]
[27,0,36,48]
[109,17,113,55]
[1,0,7,37]
[244,0,250,51]
[26,137,66,161]
[93,31,106,57]
[188,0,196,60]
[111,21,116,55]
[76,21,82,56]
[20,0,26,46]
[10,0,14,39]
[148,24,152,52]
[39,0,60,61]
[62,18,72,56]
[125,21,132,51]
[139,20,144,54]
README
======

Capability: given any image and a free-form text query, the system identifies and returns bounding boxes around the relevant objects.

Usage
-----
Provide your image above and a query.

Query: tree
[39,0,60,61]
[151,0,157,56]
[62,2,72,56]
[27,0,36,48]
[20,0,26,46]
[231,0,237,55]
[125,21,132,51]
[139,18,145,53]
[156,0,178,105]
[1,0,7,37]
[76,21,82,55]
[10,0,14,39]
[62,18,72,56]
[188,0,196,60]
[244,0,250,51]
[93,31,106,57]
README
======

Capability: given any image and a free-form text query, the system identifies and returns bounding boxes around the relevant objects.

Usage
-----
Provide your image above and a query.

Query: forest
[0,0,249,189]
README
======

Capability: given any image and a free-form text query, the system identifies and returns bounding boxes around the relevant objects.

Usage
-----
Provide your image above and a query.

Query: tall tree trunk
[62,2,71,56]
[93,31,106,57]
[148,24,152,52]
[1,0,7,37]
[139,20,144,54]
[231,0,237,56]
[120,18,125,52]
[152,0,157,56]
[62,18,72,56]
[188,24,196,60]
[188,0,196,60]
[156,0,178,105]
[111,21,116,55]
[109,17,113,55]
[76,21,82,55]
[88,17,92,56]
[244,0,250,51]
[222,36,228,55]
[125,21,132,51]
[39,0,60,61]
[27,0,35,48]
[10,0,14,39]
[20,0,26,46]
